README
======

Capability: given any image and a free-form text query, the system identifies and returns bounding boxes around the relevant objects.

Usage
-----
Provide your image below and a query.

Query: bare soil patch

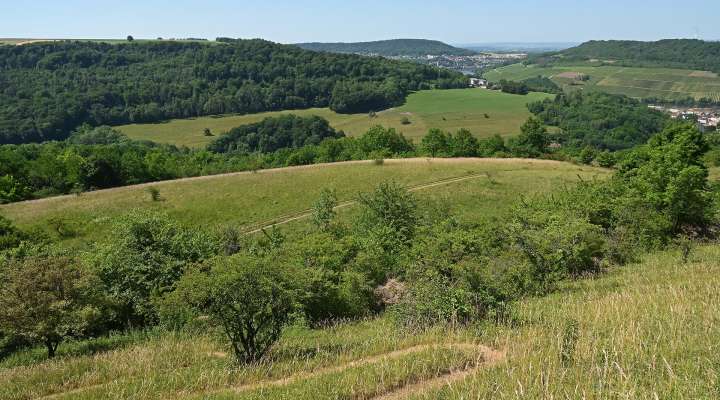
[689,70,718,78]
[555,71,585,79]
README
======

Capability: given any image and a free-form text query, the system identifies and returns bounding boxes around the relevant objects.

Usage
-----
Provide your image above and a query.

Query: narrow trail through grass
[240,171,494,235]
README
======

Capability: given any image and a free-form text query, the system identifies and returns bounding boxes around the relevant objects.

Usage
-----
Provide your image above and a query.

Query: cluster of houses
[649,105,720,132]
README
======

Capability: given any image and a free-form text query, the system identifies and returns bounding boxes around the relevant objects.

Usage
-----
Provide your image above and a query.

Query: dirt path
[372,347,506,400]
[1,157,565,208]
[39,342,503,400]
[219,342,500,395]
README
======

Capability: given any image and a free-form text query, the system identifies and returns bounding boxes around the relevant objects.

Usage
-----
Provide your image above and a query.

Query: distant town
[650,105,720,132]
[387,52,527,75]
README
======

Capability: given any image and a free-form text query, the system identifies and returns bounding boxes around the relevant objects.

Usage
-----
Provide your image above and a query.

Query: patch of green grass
[485,63,720,101]
[0,159,607,247]
[710,167,719,181]
[117,89,552,147]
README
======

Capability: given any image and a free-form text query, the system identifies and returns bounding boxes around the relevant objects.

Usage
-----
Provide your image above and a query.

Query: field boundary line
[0,157,566,208]
[240,171,493,235]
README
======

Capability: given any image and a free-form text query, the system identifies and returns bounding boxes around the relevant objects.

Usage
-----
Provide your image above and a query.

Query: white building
[469,78,487,88]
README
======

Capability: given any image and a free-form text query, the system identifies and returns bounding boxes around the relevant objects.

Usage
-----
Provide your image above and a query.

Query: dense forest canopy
[0,39,466,144]
[544,39,720,72]
[208,115,344,153]
[528,91,669,150]
[295,39,475,57]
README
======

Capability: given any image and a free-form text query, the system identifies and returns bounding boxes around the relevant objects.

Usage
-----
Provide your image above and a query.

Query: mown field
[117,89,552,147]
[0,158,605,247]
[3,237,718,399]
[485,63,720,101]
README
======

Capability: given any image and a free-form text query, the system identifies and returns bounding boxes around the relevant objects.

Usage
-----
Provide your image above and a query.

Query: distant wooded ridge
[294,39,476,56]
[0,38,466,144]
[537,39,720,73]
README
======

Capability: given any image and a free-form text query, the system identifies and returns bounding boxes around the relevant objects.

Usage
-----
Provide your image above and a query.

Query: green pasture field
[0,158,606,247]
[117,89,553,147]
[3,239,718,399]
[484,63,720,101]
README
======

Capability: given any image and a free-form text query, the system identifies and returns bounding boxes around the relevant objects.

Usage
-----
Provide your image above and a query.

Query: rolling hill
[117,89,553,147]
[484,63,720,101]
[0,39,465,144]
[0,158,603,245]
[553,39,720,73]
[3,157,720,399]
[483,39,720,101]
[295,39,475,56]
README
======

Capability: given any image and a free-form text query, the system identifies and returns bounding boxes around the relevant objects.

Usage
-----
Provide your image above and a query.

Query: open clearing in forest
[116,89,552,147]
[0,158,607,247]
[485,63,720,101]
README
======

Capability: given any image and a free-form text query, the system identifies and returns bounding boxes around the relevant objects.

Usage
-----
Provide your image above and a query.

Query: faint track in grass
[1,157,565,208]
[239,170,496,235]
[371,346,506,400]
[207,342,503,398]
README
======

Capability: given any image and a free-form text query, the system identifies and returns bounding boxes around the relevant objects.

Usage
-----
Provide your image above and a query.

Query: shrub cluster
[1,122,713,363]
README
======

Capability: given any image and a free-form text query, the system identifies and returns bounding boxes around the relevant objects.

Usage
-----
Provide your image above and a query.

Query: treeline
[1,122,716,362]
[528,91,670,151]
[494,77,561,95]
[0,89,689,204]
[0,113,587,204]
[0,39,466,144]
[0,122,415,203]
[208,115,344,153]
[546,39,720,73]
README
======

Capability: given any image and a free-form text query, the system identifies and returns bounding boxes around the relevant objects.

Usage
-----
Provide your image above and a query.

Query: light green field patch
[117,89,552,148]
[485,63,720,101]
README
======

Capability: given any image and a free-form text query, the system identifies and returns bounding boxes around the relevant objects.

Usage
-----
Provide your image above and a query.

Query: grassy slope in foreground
[485,63,720,101]
[3,243,718,399]
[0,158,607,246]
[117,89,552,147]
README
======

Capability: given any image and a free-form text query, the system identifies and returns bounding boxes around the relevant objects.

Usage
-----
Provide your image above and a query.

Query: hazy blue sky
[3,0,718,43]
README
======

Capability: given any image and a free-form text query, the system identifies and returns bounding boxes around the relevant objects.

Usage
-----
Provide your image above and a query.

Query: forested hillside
[295,39,475,56]
[0,39,465,144]
[548,39,720,72]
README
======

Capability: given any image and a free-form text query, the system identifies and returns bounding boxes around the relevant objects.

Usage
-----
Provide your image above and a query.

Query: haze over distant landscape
[3,0,719,43]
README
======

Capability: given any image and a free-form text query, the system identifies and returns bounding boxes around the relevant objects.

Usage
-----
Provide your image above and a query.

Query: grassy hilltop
[1,158,602,246]
[117,89,552,147]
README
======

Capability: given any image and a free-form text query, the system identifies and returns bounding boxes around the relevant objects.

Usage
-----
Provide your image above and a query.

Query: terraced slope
[485,63,720,101]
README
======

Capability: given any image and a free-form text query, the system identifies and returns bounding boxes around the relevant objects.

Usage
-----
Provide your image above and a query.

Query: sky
[2,0,718,44]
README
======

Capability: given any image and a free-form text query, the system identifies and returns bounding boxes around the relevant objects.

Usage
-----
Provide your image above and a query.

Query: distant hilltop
[294,39,476,57]
[539,39,720,73]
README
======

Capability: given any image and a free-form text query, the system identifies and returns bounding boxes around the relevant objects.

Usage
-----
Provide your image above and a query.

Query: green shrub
[174,254,299,363]
[0,256,106,358]
[312,188,338,232]
[146,186,161,202]
[0,215,25,252]
[357,182,418,244]
[89,210,218,327]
